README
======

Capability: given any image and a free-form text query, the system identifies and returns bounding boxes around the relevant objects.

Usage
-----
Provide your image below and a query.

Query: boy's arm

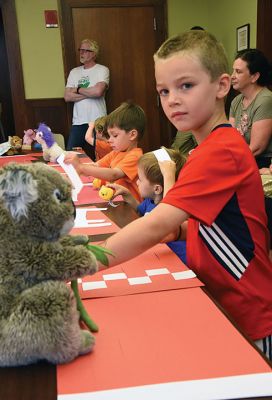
[158,160,176,196]
[64,152,125,181]
[106,183,139,210]
[85,122,95,145]
[161,220,188,243]
[100,203,189,268]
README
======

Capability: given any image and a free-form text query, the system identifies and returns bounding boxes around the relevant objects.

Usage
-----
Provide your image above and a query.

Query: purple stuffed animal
[35,123,64,162]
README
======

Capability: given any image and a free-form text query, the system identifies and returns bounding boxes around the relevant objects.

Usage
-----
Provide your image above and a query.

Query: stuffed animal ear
[0,168,38,220]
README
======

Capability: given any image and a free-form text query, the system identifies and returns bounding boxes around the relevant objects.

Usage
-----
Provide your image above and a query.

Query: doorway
[0,8,15,140]
[59,0,171,152]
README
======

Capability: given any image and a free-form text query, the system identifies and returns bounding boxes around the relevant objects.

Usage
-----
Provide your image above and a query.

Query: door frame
[58,0,168,79]
[0,0,28,134]
[58,0,173,149]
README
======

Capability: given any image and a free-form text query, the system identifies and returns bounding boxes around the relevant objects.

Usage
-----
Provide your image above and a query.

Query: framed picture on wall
[236,24,250,52]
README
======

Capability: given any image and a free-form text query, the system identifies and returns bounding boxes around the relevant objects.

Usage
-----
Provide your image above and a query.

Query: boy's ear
[128,129,138,141]
[154,184,163,195]
[217,73,231,99]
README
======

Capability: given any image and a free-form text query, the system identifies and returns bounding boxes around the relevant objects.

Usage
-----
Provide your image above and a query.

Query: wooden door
[59,0,171,152]
[257,0,272,62]
[0,8,15,138]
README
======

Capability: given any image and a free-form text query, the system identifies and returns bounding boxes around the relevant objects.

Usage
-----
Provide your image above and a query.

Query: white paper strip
[102,273,127,281]
[57,153,83,198]
[145,268,170,276]
[82,281,107,290]
[74,208,111,228]
[153,148,171,162]
[128,276,152,285]
[172,270,196,280]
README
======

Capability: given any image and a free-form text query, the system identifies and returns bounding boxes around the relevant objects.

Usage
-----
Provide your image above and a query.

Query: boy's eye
[181,83,193,90]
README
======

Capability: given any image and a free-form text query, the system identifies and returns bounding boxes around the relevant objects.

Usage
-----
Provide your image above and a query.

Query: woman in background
[229,49,272,168]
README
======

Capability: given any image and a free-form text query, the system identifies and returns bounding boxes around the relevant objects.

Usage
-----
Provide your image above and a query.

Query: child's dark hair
[138,147,186,187]
[235,49,272,86]
[106,101,146,140]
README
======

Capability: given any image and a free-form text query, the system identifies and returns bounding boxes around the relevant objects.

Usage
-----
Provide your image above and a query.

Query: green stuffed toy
[0,162,105,366]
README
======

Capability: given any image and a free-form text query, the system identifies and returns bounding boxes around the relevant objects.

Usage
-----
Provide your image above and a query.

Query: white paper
[145,268,170,276]
[153,148,171,162]
[172,270,196,280]
[74,208,112,228]
[57,372,272,400]
[82,281,107,290]
[128,276,152,285]
[57,153,83,199]
[0,141,11,156]
[103,273,127,281]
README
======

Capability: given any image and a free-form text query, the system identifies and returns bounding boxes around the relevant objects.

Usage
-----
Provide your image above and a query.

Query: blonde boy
[85,116,112,160]
[64,101,145,201]
[101,31,272,360]
[107,147,187,263]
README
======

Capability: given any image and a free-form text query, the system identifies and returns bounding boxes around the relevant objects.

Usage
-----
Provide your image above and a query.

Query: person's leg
[255,156,271,169]
[66,124,88,150]
[67,124,95,160]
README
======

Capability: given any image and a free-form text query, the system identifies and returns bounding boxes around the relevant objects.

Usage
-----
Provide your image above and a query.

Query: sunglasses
[78,48,93,53]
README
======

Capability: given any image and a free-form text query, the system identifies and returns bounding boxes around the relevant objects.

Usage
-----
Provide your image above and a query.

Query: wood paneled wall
[25,98,71,143]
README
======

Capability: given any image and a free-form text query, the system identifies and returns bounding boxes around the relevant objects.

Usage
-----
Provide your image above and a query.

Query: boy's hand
[64,152,82,172]
[106,183,130,199]
[106,183,138,210]
[158,160,176,178]
[158,160,176,196]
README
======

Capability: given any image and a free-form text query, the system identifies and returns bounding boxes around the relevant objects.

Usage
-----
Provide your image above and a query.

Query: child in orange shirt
[64,101,145,201]
[85,116,112,160]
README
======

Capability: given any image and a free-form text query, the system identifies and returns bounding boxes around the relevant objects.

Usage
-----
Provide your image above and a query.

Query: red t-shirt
[98,148,143,201]
[163,125,272,340]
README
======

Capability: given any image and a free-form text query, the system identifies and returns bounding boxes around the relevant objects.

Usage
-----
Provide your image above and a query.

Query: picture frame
[236,24,250,52]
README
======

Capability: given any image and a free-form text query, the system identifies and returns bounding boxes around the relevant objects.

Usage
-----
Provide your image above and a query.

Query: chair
[53,133,65,149]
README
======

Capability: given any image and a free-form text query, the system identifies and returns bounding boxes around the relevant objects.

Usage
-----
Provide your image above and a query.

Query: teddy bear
[6,135,22,156]
[35,122,64,162]
[0,162,99,366]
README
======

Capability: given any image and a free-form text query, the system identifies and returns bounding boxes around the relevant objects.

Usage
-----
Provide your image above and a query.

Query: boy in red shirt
[101,31,272,360]
[65,101,145,201]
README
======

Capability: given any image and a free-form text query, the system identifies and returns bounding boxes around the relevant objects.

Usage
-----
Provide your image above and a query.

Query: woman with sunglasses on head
[64,39,110,160]
[229,49,272,168]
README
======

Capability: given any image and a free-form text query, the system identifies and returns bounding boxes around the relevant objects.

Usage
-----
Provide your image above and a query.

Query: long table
[0,152,271,400]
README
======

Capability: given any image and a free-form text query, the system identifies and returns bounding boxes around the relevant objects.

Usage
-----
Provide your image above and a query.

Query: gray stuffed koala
[0,162,98,366]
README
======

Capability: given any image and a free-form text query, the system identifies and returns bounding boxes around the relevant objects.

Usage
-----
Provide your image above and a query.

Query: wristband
[77,86,81,94]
